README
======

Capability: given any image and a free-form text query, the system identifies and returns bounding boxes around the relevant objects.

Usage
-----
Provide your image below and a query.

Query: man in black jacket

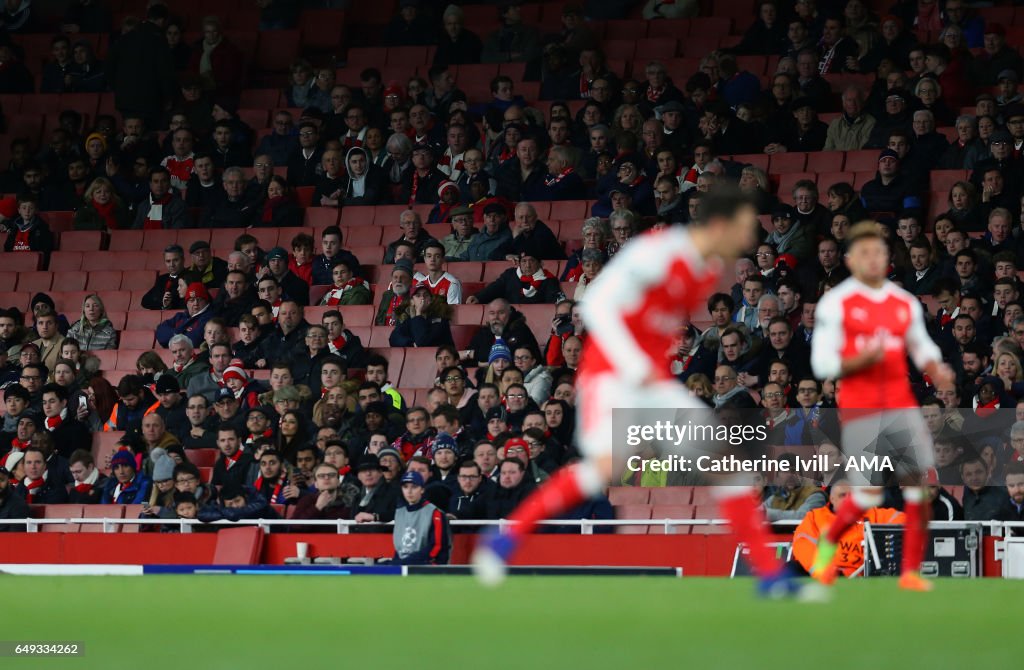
[468,248,561,305]
[211,270,256,327]
[467,299,541,367]
[0,465,29,531]
[211,424,254,491]
[286,122,324,188]
[141,244,187,311]
[17,446,69,504]
[350,455,399,529]
[449,461,494,525]
[105,4,176,130]
[40,384,91,460]
[486,458,535,519]
[199,168,258,229]
[264,248,310,306]
[496,136,545,201]
[507,202,566,260]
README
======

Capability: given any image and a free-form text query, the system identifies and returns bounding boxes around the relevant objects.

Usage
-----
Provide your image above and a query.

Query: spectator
[66,294,118,351]
[434,5,483,66]
[496,137,545,202]
[67,448,107,505]
[463,203,512,261]
[320,260,372,306]
[860,149,922,217]
[961,452,1005,520]
[767,204,814,265]
[486,457,535,518]
[17,446,69,504]
[198,482,277,523]
[481,3,540,65]
[156,282,215,348]
[292,462,351,524]
[106,5,175,129]
[469,247,560,305]
[400,142,447,206]
[188,16,242,98]
[389,283,454,348]
[100,448,152,504]
[824,86,875,151]
[973,23,1023,86]
[134,167,188,230]
[351,454,398,525]
[3,194,53,260]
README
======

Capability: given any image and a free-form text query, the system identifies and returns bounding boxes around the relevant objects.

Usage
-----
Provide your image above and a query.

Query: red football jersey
[578,228,721,385]
[812,277,941,410]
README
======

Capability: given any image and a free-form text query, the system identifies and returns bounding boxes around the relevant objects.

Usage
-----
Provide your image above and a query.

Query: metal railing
[0,517,1019,534]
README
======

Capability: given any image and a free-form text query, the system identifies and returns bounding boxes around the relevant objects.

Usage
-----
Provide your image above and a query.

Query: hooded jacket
[342,147,389,206]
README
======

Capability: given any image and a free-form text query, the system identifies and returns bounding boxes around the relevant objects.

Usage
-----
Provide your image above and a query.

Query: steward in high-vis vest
[792,481,905,577]
[103,374,158,432]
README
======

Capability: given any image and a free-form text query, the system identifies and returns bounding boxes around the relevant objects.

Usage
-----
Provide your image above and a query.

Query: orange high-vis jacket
[792,505,905,577]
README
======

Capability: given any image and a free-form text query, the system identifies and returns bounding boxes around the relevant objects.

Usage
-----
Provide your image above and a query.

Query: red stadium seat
[256,30,300,73]
[368,326,392,348]
[91,431,125,474]
[451,304,483,325]
[646,19,692,39]
[82,251,148,271]
[613,504,651,534]
[41,504,84,532]
[299,9,347,53]
[337,305,374,326]
[395,347,439,388]
[648,506,696,534]
[844,149,879,172]
[80,504,123,533]
[16,271,52,293]
[768,152,808,174]
[86,271,123,291]
[0,291,29,310]
[731,154,769,171]
[190,448,220,468]
[648,487,694,505]
[59,230,105,251]
[305,207,340,227]
[120,330,155,349]
[237,108,268,130]
[608,487,651,505]
[120,505,145,533]
[42,211,75,233]
[107,230,143,251]
[930,170,968,193]
[3,252,42,271]
[604,19,647,40]
[122,270,156,291]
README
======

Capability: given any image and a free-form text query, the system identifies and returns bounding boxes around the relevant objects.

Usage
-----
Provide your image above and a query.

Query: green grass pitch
[6,576,1017,669]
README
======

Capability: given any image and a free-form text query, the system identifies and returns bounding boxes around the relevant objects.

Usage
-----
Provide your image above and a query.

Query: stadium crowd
[1,0,1024,562]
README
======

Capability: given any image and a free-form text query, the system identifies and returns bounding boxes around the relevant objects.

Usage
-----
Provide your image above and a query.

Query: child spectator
[3,195,54,261]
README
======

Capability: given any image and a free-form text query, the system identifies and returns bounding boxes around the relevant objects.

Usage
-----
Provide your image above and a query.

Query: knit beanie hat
[150,447,175,482]
[222,359,249,385]
[488,338,511,364]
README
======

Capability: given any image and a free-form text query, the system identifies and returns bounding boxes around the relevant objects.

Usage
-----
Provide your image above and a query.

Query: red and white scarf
[22,471,47,503]
[544,167,575,187]
[245,429,274,446]
[145,193,174,230]
[328,333,348,355]
[324,279,370,306]
[10,437,30,451]
[45,408,66,432]
[254,473,285,503]
[384,293,405,326]
[173,353,197,374]
[222,448,244,470]
[112,477,134,502]
[74,467,100,494]
[518,267,555,299]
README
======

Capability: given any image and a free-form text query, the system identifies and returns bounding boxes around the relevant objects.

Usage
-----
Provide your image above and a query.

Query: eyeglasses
[20,375,40,381]
[763,392,784,399]
[254,162,271,168]
[443,376,463,383]
[513,355,532,361]
[714,376,736,382]
[506,393,526,399]
[797,387,818,394]
[506,447,526,453]
[755,252,774,257]
[299,131,316,137]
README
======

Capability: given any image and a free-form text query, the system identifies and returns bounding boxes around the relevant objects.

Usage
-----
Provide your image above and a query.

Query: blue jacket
[197,487,278,523]
[156,306,215,348]
[392,499,450,565]
[100,474,153,504]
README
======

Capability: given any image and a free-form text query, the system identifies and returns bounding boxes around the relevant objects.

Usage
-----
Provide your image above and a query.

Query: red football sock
[505,465,588,541]
[719,493,780,577]
[825,493,866,544]
[901,498,929,575]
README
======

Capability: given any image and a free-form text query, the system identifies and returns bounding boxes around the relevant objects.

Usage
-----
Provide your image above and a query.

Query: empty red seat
[604,19,647,40]
[189,448,220,468]
[451,304,483,325]
[59,230,105,251]
[608,486,651,505]
[0,291,29,310]
[299,9,346,52]
[16,271,52,292]
[648,505,696,534]
[613,504,651,534]
[82,251,148,271]
[3,252,42,271]
[119,330,155,349]
[646,19,692,39]
[80,503,123,533]
[336,304,374,326]
[86,270,123,291]
[768,152,808,174]
[107,230,143,251]
[256,29,300,73]
[844,149,879,172]
[648,487,694,505]
[41,504,84,532]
